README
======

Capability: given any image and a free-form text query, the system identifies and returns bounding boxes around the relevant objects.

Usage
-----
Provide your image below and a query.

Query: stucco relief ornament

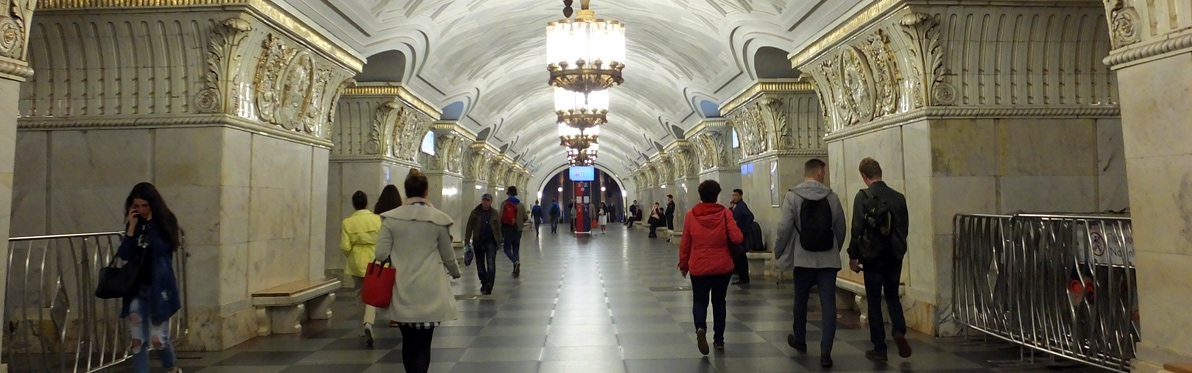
[840,47,876,124]
[899,12,946,107]
[0,0,33,60]
[932,81,957,106]
[759,98,792,150]
[255,34,294,124]
[366,101,399,155]
[743,103,769,156]
[1104,0,1141,48]
[197,18,253,114]
[303,67,334,133]
[276,52,315,131]
[863,29,901,117]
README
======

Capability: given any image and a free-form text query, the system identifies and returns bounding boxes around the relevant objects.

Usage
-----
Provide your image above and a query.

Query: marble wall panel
[250,136,312,190]
[13,131,46,189]
[996,119,1097,177]
[0,81,10,342]
[157,185,223,247]
[9,189,46,236]
[49,129,153,188]
[184,244,220,309]
[842,126,905,185]
[929,119,997,177]
[1096,119,1129,211]
[904,177,933,237]
[219,242,249,306]
[221,129,253,187]
[1124,154,1192,257]
[48,187,131,234]
[931,177,997,236]
[1135,251,1192,355]
[1118,53,1192,159]
[997,176,1098,213]
[220,186,250,244]
[153,127,224,188]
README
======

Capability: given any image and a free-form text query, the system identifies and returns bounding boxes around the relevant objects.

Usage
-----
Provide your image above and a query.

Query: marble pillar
[424,123,471,243]
[721,82,828,248]
[327,84,438,281]
[14,4,361,350]
[0,0,35,360]
[794,1,1123,337]
[1097,1,1192,370]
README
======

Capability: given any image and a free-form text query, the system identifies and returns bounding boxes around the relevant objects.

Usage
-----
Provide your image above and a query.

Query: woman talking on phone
[117,182,183,373]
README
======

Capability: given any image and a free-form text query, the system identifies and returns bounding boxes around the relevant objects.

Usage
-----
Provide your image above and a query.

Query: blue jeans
[549,216,559,233]
[690,273,732,344]
[863,260,906,353]
[474,241,498,286]
[128,294,177,373]
[793,267,838,355]
[502,227,521,263]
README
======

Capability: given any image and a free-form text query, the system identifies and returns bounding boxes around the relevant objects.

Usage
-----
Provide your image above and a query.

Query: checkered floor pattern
[103,225,1107,373]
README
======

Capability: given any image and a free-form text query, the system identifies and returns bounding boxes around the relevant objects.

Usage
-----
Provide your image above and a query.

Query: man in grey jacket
[773,158,846,369]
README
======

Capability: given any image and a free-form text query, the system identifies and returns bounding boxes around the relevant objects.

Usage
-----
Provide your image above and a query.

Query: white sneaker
[363,323,375,347]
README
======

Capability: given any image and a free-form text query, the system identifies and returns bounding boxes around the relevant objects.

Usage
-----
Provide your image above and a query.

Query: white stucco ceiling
[281,0,868,177]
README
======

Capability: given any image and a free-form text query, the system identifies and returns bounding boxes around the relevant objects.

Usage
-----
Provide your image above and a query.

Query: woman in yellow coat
[340,190,382,345]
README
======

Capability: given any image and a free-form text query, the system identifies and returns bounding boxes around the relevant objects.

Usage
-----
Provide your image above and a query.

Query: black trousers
[690,273,732,344]
[398,325,435,373]
[732,229,750,281]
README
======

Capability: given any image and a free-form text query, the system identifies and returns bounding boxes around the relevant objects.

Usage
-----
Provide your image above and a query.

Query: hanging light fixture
[546,0,626,95]
[558,122,599,150]
[555,88,608,130]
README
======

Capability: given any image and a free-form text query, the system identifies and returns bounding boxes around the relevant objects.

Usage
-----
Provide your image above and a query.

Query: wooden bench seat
[1166,363,1192,373]
[251,278,341,336]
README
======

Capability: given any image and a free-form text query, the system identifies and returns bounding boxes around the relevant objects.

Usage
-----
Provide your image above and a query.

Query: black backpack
[855,189,893,259]
[797,197,835,252]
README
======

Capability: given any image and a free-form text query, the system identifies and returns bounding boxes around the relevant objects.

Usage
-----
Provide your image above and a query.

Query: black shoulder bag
[95,235,147,299]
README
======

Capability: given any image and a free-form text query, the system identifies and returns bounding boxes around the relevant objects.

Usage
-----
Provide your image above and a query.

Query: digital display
[569,166,595,181]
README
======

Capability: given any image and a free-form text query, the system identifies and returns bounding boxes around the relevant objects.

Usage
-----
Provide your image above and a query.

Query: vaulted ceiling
[280,0,867,177]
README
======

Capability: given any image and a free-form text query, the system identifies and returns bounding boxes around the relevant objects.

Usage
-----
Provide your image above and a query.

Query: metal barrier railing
[3,232,188,373]
[953,213,1139,372]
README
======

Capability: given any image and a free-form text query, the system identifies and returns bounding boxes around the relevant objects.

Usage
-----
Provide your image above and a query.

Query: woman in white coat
[375,169,461,373]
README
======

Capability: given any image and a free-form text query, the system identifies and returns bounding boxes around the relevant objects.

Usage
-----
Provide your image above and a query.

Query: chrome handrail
[3,232,188,373]
[953,213,1138,372]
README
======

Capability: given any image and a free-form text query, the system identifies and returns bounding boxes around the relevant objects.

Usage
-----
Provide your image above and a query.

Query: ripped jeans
[127,292,177,372]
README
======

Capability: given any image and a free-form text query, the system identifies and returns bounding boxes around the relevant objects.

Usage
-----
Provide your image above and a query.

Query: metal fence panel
[3,232,188,373]
[953,213,1138,372]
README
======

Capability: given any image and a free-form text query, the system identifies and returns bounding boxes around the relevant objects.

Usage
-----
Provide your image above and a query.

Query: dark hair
[405,169,429,198]
[373,185,402,214]
[507,186,518,196]
[698,180,722,203]
[805,158,827,177]
[124,182,181,250]
[732,189,743,195]
[859,157,883,179]
[352,190,368,210]
[667,194,673,199]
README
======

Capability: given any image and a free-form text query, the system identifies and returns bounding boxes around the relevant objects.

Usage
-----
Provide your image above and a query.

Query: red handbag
[362,258,395,308]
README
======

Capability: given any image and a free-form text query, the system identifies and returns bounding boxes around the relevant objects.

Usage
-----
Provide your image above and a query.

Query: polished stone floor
[107,224,1106,373]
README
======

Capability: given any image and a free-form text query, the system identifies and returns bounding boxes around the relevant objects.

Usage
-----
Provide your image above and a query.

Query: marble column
[665,143,699,235]
[460,143,496,219]
[690,121,743,199]
[794,1,1124,336]
[328,84,438,281]
[15,3,362,350]
[423,123,472,243]
[1095,1,1192,370]
[721,81,828,249]
[0,0,36,363]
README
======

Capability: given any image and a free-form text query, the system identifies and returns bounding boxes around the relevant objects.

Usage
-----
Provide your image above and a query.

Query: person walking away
[648,202,662,238]
[464,193,502,294]
[665,195,677,242]
[531,200,544,236]
[728,189,755,284]
[549,199,562,234]
[598,202,609,234]
[500,186,529,278]
[375,169,461,373]
[847,157,912,361]
[341,190,383,345]
[116,182,183,373]
[773,159,846,368]
[678,180,744,355]
[372,184,402,328]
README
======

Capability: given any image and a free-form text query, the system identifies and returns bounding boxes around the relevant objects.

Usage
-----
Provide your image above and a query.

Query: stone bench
[835,276,909,324]
[745,251,771,278]
[251,278,341,336]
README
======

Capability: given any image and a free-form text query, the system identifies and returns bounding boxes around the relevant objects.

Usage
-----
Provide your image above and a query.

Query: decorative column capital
[427,122,475,176]
[0,0,36,81]
[793,1,1118,139]
[721,80,825,161]
[331,84,438,167]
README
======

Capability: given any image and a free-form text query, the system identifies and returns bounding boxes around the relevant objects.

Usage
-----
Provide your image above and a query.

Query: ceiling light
[546,1,626,95]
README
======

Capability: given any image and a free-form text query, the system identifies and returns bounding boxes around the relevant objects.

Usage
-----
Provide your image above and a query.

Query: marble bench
[835,277,908,325]
[251,278,341,336]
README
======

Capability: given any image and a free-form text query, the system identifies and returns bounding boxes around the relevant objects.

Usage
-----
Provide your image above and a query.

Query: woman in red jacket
[678,180,744,355]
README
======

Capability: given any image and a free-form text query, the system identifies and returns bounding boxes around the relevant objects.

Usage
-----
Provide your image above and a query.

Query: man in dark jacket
[464,193,502,294]
[847,157,912,361]
[549,199,562,234]
[625,200,639,226]
[665,195,677,242]
[729,189,754,284]
[531,200,543,236]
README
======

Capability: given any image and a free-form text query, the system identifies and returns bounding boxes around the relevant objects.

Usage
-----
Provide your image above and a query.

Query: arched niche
[357,50,407,82]
[754,46,799,79]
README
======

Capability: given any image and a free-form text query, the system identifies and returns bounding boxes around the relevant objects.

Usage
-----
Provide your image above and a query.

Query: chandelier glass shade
[546,6,626,94]
[555,88,608,130]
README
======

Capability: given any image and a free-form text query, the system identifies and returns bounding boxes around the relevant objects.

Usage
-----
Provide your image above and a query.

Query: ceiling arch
[286,0,869,173]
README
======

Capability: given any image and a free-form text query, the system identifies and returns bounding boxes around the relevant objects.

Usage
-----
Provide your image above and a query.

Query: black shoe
[787,334,806,353]
[695,328,709,355]
[893,334,912,358]
[820,356,833,368]
[512,262,521,278]
[865,350,888,361]
[732,279,750,285]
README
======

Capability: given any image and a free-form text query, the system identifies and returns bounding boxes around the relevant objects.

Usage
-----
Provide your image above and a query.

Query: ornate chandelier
[559,122,599,150]
[546,0,626,95]
[556,88,608,130]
